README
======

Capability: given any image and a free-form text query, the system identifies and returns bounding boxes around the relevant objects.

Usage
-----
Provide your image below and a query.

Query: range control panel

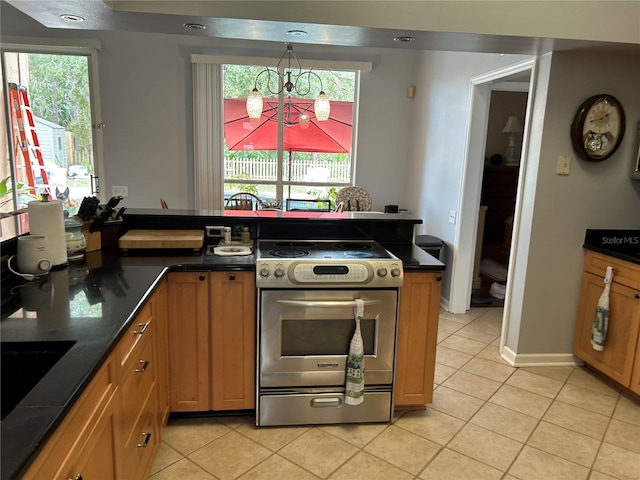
[256,260,403,288]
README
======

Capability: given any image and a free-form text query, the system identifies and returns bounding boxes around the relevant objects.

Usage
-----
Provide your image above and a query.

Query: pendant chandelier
[246,43,330,124]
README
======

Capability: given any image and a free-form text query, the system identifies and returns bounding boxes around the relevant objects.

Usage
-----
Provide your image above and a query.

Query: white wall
[0,5,417,210]
[356,51,416,210]
[405,51,530,303]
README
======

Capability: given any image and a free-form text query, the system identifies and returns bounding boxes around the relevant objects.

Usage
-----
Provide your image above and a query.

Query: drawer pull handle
[636,293,640,299]
[311,397,343,408]
[68,475,83,480]
[229,274,235,281]
[137,432,151,448]
[199,274,206,281]
[135,359,149,373]
[134,322,149,334]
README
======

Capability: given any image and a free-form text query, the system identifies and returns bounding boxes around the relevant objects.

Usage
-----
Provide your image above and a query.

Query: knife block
[78,219,102,252]
[100,220,122,249]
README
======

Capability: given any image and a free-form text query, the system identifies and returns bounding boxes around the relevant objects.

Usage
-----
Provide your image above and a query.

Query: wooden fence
[225,157,351,183]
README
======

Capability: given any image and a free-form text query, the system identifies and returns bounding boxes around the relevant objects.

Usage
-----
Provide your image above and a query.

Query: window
[1,41,102,240]
[191,53,371,210]
[222,64,357,209]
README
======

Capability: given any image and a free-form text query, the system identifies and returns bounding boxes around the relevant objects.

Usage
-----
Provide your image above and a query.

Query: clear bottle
[241,227,250,244]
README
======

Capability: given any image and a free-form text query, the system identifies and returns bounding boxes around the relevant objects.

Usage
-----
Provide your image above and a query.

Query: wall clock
[570,94,625,162]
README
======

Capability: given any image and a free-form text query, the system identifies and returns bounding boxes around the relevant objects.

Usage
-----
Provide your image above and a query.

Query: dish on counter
[213,245,252,256]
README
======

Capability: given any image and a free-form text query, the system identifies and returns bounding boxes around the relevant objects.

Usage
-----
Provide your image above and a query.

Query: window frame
[191,53,371,210]
[1,36,104,202]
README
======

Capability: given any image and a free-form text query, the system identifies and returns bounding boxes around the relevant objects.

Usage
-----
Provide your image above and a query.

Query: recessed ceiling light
[393,36,415,43]
[60,14,84,22]
[184,23,206,30]
[287,30,308,37]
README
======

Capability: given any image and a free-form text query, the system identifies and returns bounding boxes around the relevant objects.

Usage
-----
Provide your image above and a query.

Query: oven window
[281,318,376,356]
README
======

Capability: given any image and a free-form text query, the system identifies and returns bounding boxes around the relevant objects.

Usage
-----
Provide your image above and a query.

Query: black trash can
[416,234,445,265]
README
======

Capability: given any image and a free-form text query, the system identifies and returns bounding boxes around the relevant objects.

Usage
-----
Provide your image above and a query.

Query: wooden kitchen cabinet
[210,271,256,410]
[21,355,119,480]
[167,271,256,412]
[152,277,170,426]
[116,300,159,479]
[167,272,210,412]
[22,283,170,480]
[395,270,443,408]
[573,251,640,392]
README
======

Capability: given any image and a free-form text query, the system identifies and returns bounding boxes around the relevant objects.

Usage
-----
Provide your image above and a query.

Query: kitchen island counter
[1,208,443,479]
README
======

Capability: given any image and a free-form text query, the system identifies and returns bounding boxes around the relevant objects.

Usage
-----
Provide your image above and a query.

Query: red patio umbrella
[224,98,353,154]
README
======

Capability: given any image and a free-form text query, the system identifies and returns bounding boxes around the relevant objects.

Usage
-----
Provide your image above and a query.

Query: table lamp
[501,115,522,166]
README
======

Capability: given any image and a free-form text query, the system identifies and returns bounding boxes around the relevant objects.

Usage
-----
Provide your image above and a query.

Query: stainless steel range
[255,240,403,426]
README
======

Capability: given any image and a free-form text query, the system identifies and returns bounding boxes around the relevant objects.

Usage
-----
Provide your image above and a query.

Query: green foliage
[26,54,92,163]
[223,64,355,102]
[226,173,259,195]
[0,176,38,208]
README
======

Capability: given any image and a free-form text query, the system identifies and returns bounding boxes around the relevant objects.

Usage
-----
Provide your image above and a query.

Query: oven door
[259,289,398,388]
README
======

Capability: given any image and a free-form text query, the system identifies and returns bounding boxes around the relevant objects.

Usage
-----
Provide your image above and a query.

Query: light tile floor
[149,308,640,480]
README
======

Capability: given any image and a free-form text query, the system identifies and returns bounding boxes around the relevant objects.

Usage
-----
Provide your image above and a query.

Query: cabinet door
[394,271,442,408]
[167,272,210,411]
[62,391,118,480]
[152,278,170,425]
[22,358,118,480]
[573,271,640,387]
[210,271,256,410]
[631,331,640,396]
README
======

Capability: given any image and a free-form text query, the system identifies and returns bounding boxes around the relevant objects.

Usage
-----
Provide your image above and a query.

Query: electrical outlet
[557,155,571,175]
[112,185,128,197]
[448,210,457,225]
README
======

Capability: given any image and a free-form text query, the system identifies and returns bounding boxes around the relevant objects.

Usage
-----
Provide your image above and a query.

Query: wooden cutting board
[119,229,204,250]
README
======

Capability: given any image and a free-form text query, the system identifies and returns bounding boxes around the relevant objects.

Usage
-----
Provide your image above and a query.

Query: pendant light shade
[246,88,263,119]
[315,92,330,121]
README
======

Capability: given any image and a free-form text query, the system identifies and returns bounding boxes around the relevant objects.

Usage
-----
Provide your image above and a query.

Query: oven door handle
[276,299,380,308]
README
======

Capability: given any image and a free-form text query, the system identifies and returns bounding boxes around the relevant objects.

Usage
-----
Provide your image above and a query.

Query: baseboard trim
[440,297,450,312]
[501,346,583,367]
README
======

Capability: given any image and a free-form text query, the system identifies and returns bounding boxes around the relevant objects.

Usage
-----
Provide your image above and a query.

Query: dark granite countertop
[0,247,259,480]
[583,229,640,265]
[1,215,443,479]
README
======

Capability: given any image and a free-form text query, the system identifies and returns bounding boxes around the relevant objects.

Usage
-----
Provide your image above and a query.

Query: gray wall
[512,50,640,355]
[405,47,640,360]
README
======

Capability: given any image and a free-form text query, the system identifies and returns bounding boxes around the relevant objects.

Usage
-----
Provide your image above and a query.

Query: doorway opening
[473,83,529,307]
[448,57,536,324]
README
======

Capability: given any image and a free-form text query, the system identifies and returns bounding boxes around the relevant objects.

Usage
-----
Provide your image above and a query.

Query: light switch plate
[448,210,457,224]
[112,185,128,197]
[557,155,571,175]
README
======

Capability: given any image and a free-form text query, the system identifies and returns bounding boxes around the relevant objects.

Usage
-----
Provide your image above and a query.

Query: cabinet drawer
[119,383,159,480]
[584,251,640,290]
[119,303,154,373]
[120,332,156,442]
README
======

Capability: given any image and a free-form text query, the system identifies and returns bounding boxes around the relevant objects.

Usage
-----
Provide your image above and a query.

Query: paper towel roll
[28,199,67,267]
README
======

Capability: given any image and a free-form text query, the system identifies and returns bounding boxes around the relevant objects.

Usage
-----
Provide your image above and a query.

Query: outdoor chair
[225,192,262,210]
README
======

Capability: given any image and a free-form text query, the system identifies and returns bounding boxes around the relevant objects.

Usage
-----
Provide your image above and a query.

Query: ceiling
[4,0,639,56]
